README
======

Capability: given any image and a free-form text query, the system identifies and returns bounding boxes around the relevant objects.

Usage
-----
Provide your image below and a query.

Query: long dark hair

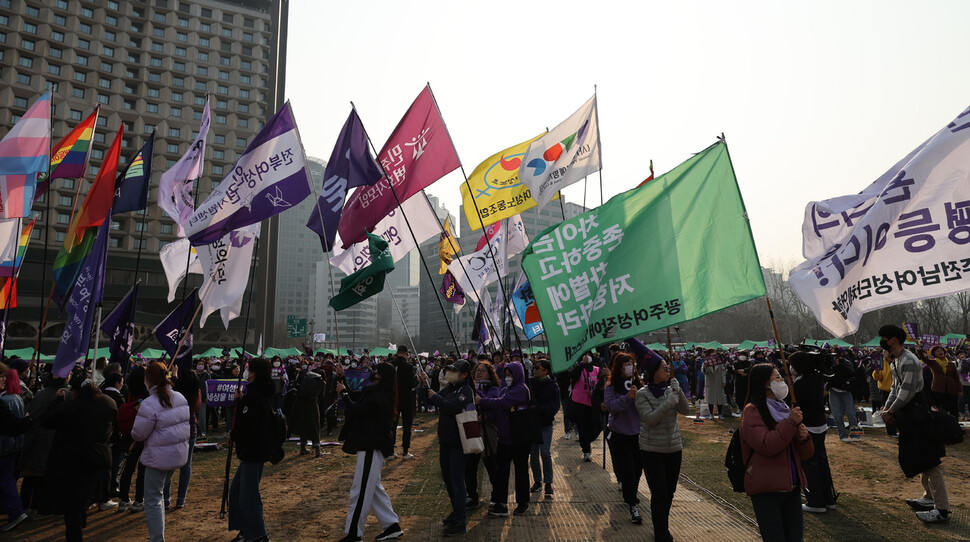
[127,365,148,401]
[745,363,777,429]
[173,367,199,403]
[609,353,642,393]
[145,362,173,408]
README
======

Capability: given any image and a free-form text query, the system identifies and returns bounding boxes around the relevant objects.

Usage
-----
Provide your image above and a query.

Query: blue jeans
[228,461,266,540]
[163,440,194,506]
[530,425,554,485]
[144,467,174,542]
[828,389,858,439]
[439,443,467,524]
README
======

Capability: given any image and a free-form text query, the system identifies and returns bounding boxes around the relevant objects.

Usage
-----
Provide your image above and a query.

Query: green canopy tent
[87,347,111,359]
[941,333,967,345]
[644,342,667,351]
[861,337,882,347]
[367,347,394,357]
[686,341,726,350]
[139,348,169,359]
[263,347,301,358]
[737,339,774,350]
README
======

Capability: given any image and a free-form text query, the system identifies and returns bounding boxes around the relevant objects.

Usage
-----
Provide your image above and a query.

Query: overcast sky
[284,0,970,270]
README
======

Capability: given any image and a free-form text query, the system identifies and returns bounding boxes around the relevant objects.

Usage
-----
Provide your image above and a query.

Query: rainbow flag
[0,217,35,278]
[53,123,122,304]
[36,106,99,199]
[0,277,17,309]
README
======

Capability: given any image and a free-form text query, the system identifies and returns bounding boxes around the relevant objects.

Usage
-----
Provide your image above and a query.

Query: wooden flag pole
[764,294,795,403]
[350,102,461,354]
[305,158,342,357]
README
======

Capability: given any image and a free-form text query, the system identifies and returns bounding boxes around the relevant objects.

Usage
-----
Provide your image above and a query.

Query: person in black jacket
[391,345,417,460]
[790,351,838,514]
[424,360,474,537]
[337,362,403,542]
[291,369,323,457]
[528,359,560,498]
[227,357,274,542]
[828,351,861,443]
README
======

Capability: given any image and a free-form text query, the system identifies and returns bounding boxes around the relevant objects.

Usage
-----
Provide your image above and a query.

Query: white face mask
[738,356,748,361]
[351,362,358,369]
[505,376,514,386]
[197,364,204,371]
[583,355,592,364]
[769,380,789,401]
[212,365,221,371]
[623,366,633,378]
[443,371,458,384]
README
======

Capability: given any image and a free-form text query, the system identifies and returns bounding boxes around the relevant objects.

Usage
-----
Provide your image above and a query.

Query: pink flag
[337,86,459,248]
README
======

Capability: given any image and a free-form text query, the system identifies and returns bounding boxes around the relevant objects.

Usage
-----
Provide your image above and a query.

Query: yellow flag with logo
[438,216,458,274]
[460,134,557,230]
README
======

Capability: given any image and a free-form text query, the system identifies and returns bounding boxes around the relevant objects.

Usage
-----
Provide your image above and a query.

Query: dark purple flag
[307,110,382,252]
[155,289,198,374]
[101,284,139,374]
[53,217,110,378]
[440,271,465,306]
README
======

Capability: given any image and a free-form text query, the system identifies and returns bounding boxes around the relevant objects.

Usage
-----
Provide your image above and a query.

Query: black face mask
[879,339,890,350]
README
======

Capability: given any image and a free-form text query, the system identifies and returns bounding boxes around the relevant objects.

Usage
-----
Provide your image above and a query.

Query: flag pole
[32,87,57,366]
[425,83,523,350]
[764,294,794,401]
[350,102,461,354]
[594,84,605,208]
[1,218,24,360]
[304,160,342,358]
[388,286,417,354]
[236,236,260,362]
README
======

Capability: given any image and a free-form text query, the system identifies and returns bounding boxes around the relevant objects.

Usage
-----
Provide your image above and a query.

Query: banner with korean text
[521,142,765,371]
[790,105,970,337]
[460,134,549,230]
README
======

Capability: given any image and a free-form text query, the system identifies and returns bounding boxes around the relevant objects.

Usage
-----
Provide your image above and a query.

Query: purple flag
[155,289,198,374]
[185,102,311,246]
[101,284,139,374]
[440,271,465,306]
[53,217,110,378]
[307,110,382,252]
[921,334,941,347]
[902,322,919,343]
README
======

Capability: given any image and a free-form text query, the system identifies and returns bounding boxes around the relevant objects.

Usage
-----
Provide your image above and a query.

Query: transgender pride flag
[0,91,50,218]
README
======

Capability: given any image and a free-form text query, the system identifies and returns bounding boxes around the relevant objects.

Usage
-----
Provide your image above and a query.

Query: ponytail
[146,361,174,408]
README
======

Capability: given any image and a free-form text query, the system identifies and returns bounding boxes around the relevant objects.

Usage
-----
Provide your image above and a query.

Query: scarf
[766,398,790,423]
[934,357,949,374]
[646,380,669,398]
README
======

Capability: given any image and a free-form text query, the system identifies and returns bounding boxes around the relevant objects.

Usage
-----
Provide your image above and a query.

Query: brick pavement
[420,414,761,541]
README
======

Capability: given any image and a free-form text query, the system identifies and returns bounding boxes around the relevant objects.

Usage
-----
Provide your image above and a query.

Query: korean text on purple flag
[206,379,248,407]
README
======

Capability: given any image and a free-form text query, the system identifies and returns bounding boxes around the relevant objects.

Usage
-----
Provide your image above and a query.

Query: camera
[788,347,836,377]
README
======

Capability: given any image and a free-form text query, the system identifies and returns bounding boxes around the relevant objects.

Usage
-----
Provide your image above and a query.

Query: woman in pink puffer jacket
[132,362,190,542]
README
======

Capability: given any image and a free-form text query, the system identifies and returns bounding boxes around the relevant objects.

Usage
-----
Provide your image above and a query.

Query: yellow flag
[438,216,458,274]
[460,134,558,230]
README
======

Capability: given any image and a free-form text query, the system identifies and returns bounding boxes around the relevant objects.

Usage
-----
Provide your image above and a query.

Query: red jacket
[740,403,814,496]
[927,361,962,395]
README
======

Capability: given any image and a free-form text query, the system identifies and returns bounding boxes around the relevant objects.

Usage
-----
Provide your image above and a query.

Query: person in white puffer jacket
[132,361,190,542]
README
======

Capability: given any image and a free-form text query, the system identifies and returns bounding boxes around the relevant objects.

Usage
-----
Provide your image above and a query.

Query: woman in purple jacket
[131,362,191,542]
[478,362,531,517]
[604,352,645,525]
[464,360,500,509]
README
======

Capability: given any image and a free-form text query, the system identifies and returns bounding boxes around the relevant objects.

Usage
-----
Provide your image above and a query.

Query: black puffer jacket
[339,382,395,456]
[430,380,473,446]
[529,376,561,426]
[232,378,275,463]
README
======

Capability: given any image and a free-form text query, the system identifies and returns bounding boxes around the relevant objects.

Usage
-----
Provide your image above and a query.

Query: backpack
[269,407,287,465]
[117,399,138,438]
[724,428,750,493]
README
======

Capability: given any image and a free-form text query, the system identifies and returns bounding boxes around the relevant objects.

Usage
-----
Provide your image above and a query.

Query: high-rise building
[0,0,288,353]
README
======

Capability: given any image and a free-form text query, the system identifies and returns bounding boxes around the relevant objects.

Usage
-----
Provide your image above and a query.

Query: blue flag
[307,110,382,252]
[511,280,544,340]
[113,132,155,214]
[100,284,139,374]
[155,290,197,374]
[185,102,312,246]
[53,216,110,378]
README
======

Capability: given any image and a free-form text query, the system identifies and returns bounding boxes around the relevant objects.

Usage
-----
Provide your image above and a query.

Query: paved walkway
[421,414,761,541]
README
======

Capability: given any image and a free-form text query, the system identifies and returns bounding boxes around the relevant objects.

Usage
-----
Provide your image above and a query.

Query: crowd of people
[0,325,965,541]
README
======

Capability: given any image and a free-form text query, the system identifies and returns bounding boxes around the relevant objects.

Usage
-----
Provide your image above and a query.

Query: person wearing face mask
[923,345,961,418]
[527,359,560,499]
[734,352,752,409]
[478,362,532,517]
[422,360,473,536]
[569,352,601,462]
[391,345,417,461]
[605,352,646,525]
[703,350,731,420]
[789,352,837,514]
[464,359,500,510]
[740,363,813,542]
[195,361,210,440]
[269,356,287,411]
[291,364,324,457]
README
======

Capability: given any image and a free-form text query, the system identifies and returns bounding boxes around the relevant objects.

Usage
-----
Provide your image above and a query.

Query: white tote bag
[456,407,485,454]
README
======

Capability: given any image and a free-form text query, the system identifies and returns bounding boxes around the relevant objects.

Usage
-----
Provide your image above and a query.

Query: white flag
[197,223,260,328]
[159,238,203,303]
[331,193,441,275]
[0,218,21,269]
[519,95,601,210]
[447,216,529,304]
[790,104,970,337]
[491,286,504,348]
[159,98,210,237]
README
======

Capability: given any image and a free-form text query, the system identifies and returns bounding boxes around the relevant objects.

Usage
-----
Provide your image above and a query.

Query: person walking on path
[392,345,417,460]
[879,325,952,524]
[131,362,191,542]
[337,362,403,542]
[291,367,324,457]
[740,363,814,542]
[528,359,560,500]
[604,352,645,525]
[569,353,601,462]
[478,362,532,517]
[465,360,500,510]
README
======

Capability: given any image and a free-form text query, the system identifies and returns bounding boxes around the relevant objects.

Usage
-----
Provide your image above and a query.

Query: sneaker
[99,501,119,511]
[574,432,580,441]
[513,503,529,516]
[442,522,467,537]
[466,496,481,509]
[26,509,52,521]
[905,497,935,511]
[116,500,132,512]
[174,500,185,509]
[561,431,573,440]
[839,437,852,443]
[441,515,457,526]
[1,512,27,532]
[544,484,554,498]
[802,504,827,513]
[251,537,271,542]
[630,505,643,524]
[400,453,415,460]
[488,503,509,517]
[129,501,144,512]
[336,535,362,542]
[387,453,399,460]
[826,504,837,510]
[583,452,592,462]
[375,522,404,540]
[617,481,623,492]
[530,481,542,493]
[916,509,950,523]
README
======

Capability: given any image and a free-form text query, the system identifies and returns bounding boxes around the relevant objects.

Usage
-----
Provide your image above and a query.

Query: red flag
[0,277,17,309]
[636,160,655,188]
[65,124,124,251]
[337,86,459,247]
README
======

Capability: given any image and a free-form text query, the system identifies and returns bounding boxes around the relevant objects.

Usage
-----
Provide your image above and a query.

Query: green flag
[521,141,765,371]
[329,231,395,311]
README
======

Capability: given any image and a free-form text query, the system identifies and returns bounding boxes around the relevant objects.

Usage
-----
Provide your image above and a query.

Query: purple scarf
[646,381,669,398]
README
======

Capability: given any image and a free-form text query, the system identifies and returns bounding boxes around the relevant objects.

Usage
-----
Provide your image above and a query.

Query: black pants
[494,443,530,506]
[119,443,145,503]
[880,391,897,436]
[464,452,497,503]
[394,407,414,454]
[571,402,599,454]
[750,489,803,542]
[801,431,835,508]
[609,433,641,506]
[641,450,681,542]
[933,391,959,418]
[64,509,87,542]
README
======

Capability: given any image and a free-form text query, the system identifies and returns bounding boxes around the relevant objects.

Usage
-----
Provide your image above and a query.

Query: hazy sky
[285,0,970,270]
